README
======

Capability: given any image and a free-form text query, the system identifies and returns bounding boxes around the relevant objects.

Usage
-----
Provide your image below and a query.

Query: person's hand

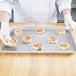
[0,22,12,46]
[0,11,11,41]
[0,11,10,22]
[64,14,76,31]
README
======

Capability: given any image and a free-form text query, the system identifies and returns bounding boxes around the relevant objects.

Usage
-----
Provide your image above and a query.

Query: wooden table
[0,23,76,76]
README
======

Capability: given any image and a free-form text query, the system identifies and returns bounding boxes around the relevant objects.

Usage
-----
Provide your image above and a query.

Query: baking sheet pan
[0,26,76,53]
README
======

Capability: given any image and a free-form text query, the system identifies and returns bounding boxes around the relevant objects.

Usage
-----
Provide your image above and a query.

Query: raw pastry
[14,29,23,36]
[48,36,58,44]
[23,36,32,44]
[59,42,70,50]
[33,42,43,50]
[9,38,18,46]
[35,28,45,34]
[57,29,65,35]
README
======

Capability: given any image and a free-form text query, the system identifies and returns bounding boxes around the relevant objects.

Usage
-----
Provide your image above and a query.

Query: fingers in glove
[65,23,71,30]
[70,21,76,31]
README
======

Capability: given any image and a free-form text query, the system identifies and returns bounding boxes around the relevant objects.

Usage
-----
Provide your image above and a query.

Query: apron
[8,0,57,22]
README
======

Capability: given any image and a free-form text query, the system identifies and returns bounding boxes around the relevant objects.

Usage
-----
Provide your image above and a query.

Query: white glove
[64,14,76,30]
[1,22,11,40]
[0,22,13,46]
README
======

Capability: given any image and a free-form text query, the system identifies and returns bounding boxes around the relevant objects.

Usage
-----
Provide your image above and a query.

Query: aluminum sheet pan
[0,26,76,53]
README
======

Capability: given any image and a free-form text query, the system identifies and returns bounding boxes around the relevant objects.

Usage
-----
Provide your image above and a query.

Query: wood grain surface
[0,23,76,76]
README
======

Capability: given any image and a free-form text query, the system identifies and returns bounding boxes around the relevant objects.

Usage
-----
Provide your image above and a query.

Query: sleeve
[56,0,72,13]
[0,0,12,15]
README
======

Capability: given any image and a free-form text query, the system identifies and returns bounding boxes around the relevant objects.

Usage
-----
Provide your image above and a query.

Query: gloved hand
[0,21,13,46]
[64,13,76,30]
[1,21,11,39]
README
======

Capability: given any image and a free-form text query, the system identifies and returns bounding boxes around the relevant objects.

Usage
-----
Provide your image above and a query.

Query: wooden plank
[0,53,76,76]
[9,22,34,26]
